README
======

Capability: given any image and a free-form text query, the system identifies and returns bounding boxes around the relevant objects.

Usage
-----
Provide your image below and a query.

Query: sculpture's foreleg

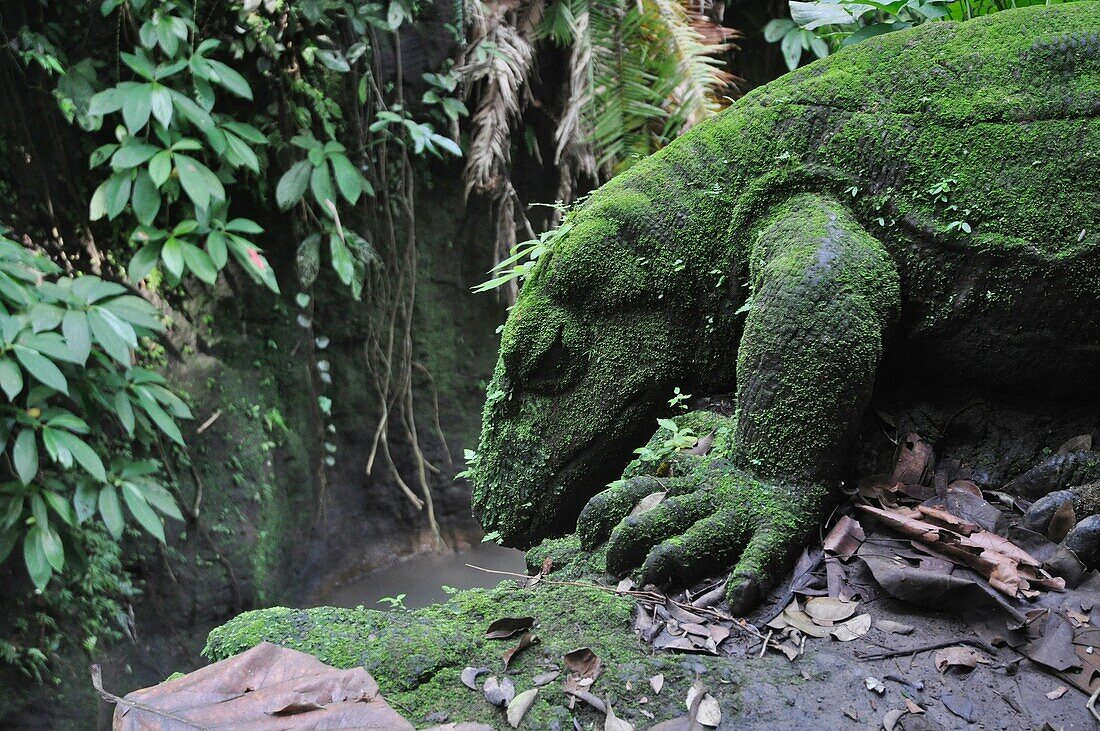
[578,194,900,613]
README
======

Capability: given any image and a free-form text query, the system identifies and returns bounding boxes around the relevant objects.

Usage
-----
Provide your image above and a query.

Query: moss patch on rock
[204,581,767,729]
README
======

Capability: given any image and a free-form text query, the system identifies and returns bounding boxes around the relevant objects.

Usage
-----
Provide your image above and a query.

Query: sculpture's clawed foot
[577,463,828,615]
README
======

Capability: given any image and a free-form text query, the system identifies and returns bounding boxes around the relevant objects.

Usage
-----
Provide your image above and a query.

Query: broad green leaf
[330,234,354,286]
[148,149,173,187]
[41,523,64,572]
[136,480,183,521]
[135,389,184,445]
[204,58,253,100]
[111,142,160,169]
[52,431,106,482]
[98,485,124,539]
[120,51,156,80]
[74,482,97,524]
[122,482,165,542]
[122,83,154,133]
[62,311,91,364]
[41,426,65,466]
[72,276,126,303]
[161,238,184,279]
[100,295,163,331]
[182,242,218,284]
[104,173,133,219]
[20,332,83,364]
[43,491,74,527]
[0,357,23,400]
[763,18,796,42]
[311,164,336,216]
[174,154,223,210]
[87,86,125,116]
[89,179,109,221]
[87,307,135,365]
[222,121,266,144]
[146,384,192,419]
[225,218,263,234]
[23,527,52,589]
[13,347,68,394]
[129,243,162,282]
[30,493,48,526]
[276,160,311,210]
[150,85,173,127]
[205,231,228,269]
[168,89,214,134]
[331,154,363,204]
[13,429,38,485]
[45,412,90,433]
[789,0,858,29]
[131,169,161,225]
[2,495,24,530]
[28,303,64,333]
[224,132,259,172]
[781,29,803,72]
[114,390,135,435]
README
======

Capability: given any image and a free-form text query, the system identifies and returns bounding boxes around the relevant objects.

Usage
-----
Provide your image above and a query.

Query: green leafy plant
[85,0,278,293]
[766,0,1074,69]
[0,235,185,590]
[633,418,698,467]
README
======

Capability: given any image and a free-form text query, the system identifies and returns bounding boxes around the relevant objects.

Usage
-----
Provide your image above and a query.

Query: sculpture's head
[470,185,741,547]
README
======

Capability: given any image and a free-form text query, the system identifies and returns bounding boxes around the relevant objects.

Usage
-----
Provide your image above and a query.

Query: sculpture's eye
[523,327,567,390]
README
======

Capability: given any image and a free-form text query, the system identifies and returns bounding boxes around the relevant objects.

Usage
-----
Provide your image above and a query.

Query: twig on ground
[91,665,208,729]
[855,637,997,661]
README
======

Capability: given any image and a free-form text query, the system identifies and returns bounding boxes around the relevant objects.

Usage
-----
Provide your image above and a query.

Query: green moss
[205,582,761,729]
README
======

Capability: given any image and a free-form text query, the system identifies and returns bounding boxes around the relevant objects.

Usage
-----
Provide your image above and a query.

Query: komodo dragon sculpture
[470,3,1100,613]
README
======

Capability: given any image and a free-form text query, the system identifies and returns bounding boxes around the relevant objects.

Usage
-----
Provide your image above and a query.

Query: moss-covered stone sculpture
[470,4,1100,612]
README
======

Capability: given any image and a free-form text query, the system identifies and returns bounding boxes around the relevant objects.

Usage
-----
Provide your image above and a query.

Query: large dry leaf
[461,666,490,690]
[483,676,515,707]
[563,647,602,683]
[506,688,537,728]
[111,642,413,730]
[823,515,865,561]
[630,491,667,517]
[604,701,634,731]
[830,613,871,642]
[685,682,721,727]
[890,433,934,485]
[857,504,1063,599]
[933,646,989,674]
[502,631,539,670]
[804,597,858,623]
[485,617,535,639]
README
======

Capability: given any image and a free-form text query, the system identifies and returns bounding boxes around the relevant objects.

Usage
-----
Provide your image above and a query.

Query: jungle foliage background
[0,0,1070,724]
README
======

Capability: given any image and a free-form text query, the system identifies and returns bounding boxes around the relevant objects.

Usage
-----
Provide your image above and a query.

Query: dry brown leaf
[830,613,871,642]
[891,433,934,485]
[685,682,721,727]
[934,646,989,674]
[485,617,535,640]
[630,491,667,517]
[774,601,831,638]
[111,642,413,730]
[483,675,516,707]
[904,699,925,714]
[532,670,559,687]
[824,515,865,561]
[804,597,858,623]
[507,688,537,728]
[874,620,914,635]
[462,666,490,690]
[563,647,602,682]
[604,701,634,731]
[1046,685,1069,700]
[1048,500,1077,542]
[502,632,539,670]
[649,673,664,695]
[882,708,907,731]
